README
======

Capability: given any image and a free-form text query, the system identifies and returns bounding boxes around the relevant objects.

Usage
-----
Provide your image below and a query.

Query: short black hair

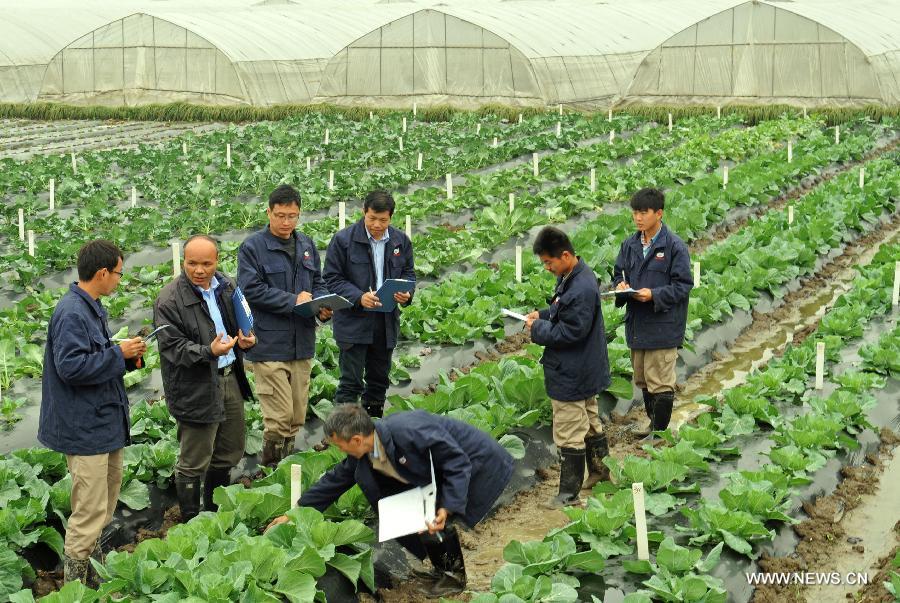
[269,184,301,210]
[363,190,395,216]
[183,234,219,257]
[77,240,122,281]
[532,226,575,258]
[630,188,665,212]
[324,404,376,440]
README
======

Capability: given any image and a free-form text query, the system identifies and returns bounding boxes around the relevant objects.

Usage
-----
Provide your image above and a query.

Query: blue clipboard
[232,287,254,334]
[364,279,415,313]
[293,294,352,318]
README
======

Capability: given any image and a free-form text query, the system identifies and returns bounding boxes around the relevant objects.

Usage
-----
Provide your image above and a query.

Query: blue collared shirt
[366,226,390,290]
[641,226,662,258]
[197,276,235,369]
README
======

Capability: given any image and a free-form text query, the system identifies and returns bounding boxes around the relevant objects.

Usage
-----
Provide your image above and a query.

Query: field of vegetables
[0,106,898,603]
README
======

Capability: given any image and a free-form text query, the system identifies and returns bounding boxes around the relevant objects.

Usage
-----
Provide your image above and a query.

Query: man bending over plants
[39,240,146,585]
[613,187,693,440]
[524,226,611,509]
[266,404,513,598]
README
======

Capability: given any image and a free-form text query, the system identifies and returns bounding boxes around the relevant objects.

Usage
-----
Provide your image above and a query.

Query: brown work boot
[582,434,610,489]
[63,555,90,585]
[260,436,284,467]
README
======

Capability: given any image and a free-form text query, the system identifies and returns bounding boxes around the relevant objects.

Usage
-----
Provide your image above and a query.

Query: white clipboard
[377,453,437,542]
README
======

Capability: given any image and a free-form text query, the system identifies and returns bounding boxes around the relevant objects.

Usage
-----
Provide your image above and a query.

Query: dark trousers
[334,314,393,413]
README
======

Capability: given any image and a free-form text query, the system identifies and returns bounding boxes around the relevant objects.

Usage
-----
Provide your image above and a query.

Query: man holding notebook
[238,184,331,467]
[324,190,416,418]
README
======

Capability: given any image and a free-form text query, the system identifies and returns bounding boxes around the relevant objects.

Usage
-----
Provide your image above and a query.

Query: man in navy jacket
[525,227,611,508]
[267,405,513,598]
[238,184,331,466]
[613,188,693,437]
[324,190,415,417]
[38,240,146,585]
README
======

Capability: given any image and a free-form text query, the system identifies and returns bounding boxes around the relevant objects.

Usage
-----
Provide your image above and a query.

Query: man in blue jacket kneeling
[267,404,513,598]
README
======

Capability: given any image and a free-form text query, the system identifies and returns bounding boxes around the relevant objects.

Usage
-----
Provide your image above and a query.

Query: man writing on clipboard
[324,190,416,418]
[266,404,513,597]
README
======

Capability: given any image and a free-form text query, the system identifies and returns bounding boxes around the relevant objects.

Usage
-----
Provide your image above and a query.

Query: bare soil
[116,505,182,554]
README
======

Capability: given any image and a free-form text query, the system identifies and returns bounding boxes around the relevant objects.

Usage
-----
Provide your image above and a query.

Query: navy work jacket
[39,284,135,455]
[531,258,611,401]
[613,224,693,349]
[300,410,513,559]
[237,227,327,361]
[323,219,415,348]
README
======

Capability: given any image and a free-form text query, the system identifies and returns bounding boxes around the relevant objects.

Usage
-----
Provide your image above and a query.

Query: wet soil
[753,429,900,603]
[116,505,182,554]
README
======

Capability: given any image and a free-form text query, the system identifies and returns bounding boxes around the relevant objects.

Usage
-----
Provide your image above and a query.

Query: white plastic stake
[27,230,35,257]
[398,136,404,152]
[210,198,217,207]
[70,152,77,174]
[668,113,673,133]
[814,342,825,389]
[328,170,334,191]
[18,209,24,241]
[556,121,561,137]
[632,482,650,560]
[508,193,515,212]
[196,174,202,185]
[369,111,374,120]
[558,103,563,116]
[172,241,180,277]
[412,102,417,118]
[338,201,346,229]
[788,205,794,225]
[226,143,231,168]
[492,136,498,148]
[515,245,523,283]
[590,168,596,193]
[476,123,481,135]
[693,260,700,285]
[49,179,55,211]
[787,140,793,163]
[446,174,453,199]
[859,167,865,188]
[324,128,330,145]
[417,153,423,171]
[306,157,311,172]
[717,106,721,119]
[131,186,137,208]
[722,165,728,188]
[405,215,412,239]
[892,261,900,309]
[290,464,302,509]
[402,117,407,133]
[803,107,808,119]
[607,109,612,122]
[835,126,840,145]
[609,129,615,144]
[532,152,539,177]
[518,113,523,124]
[182,141,187,155]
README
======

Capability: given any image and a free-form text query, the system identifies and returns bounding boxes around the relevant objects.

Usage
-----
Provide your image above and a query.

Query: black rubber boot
[582,435,610,489]
[652,391,675,431]
[639,391,658,441]
[544,447,585,509]
[642,388,652,418]
[362,399,384,419]
[203,467,231,512]
[419,527,466,598]
[260,436,284,468]
[175,475,202,522]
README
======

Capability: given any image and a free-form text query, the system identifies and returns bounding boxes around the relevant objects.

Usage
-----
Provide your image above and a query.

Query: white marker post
[131,186,137,208]
[788,205,794,225]
[814,342,826,389]
[417,153,423,171]
[71,152,77,175]
[609,129,615,144]
[338,201,346,229]
[49,179,55,211]
[476,123,481,135]
[210,198,217,207]
[492,136,498,148]
[412,102,417,118]
[556,121,561,137]
[558,103,563,116]
[508,193,515,212]
[306,157,311,172]
[290,465,302,510]
[328,170,334,191]
[608,109,612,122]
[532,153,539,177]
[590,168,596,193]
[515,245,523,283]
[324,128,330,145]
[693,260,701,285]
[722,165,728,188]
[402,117,407,133]
[803,107,808,119]
[859,167,865,189]
[632,482,650,561]
[835,126,840,145]
[398,136,404,152]
[518,113,523,124]
[196,174,202,185]
[446,174,453,199]
[226,143,231,168]
[788,140,793,163]
[668,113,673,133]
[892,261,900,309]
[369,111,374,120]
[172,241,180,277]
[182,141,187,155]
[717,106,721,119]
[27,230,35,257]
[405,215,412,239]
[18,209,24,241]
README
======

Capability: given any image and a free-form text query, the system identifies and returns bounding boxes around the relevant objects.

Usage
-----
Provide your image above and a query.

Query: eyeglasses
[110,270,124,277]
[273,213,300,222]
